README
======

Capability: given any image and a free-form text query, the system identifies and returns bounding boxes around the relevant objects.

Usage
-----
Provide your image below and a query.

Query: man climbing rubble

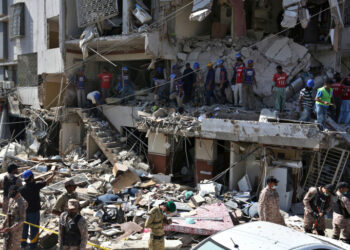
[145,201,176,250]
[52,179,78,216]
[193,62,205,106]
[258,176,285,226]
[332,182,350,244]
[20,169,55,249]
[315,79,335,131]
[0,185,27,250]
[272,65,288,113]
[0,163,22,213]
[303,184,334,236]
[299,79,315,122]
[59,199,88,250]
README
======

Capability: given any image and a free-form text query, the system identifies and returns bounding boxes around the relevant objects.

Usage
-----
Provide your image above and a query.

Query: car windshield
[196,240,228,250]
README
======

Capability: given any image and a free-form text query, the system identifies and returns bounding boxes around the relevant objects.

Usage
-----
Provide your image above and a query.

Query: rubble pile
[177,35,311,105]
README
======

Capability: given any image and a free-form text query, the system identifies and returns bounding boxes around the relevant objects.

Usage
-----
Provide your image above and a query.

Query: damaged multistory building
[0,0,349,248]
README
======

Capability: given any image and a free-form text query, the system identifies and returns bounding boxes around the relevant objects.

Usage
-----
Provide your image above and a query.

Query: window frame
[9,2,25,39]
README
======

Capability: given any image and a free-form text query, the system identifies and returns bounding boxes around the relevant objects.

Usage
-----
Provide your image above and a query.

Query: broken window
[47,17,59,49]
[9,2,24,39]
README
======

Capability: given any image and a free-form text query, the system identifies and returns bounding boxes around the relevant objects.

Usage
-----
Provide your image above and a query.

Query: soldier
[145,201,176,250]
[0,185,28,250]
[59,199,88,250]
[52,179,78,216]
[303,184,334,235]
[332,182,350,244]
[193,62,205,106]
[258,176,285,225]
[0,164,22,213]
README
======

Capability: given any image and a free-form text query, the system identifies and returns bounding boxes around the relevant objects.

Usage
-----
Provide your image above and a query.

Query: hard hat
[153,77,157,81]
[193,62,200,69]
[122,66,128,71]
[216,59,223,66]
[306,79,315,88]
[157,66,163,73]
[207,62,213,67]
[22,170,34,179]
[236,53,241,58]
[170,73,176,79]
[248,60,254,64]
[166,201,176,212]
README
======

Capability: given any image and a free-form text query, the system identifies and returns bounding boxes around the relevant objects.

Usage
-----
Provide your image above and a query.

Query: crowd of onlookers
[72,53,350,130]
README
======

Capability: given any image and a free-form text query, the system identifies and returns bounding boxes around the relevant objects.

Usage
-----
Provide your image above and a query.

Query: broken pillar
[59,119,82,155]
[123,0,134,34]
[194,138,217,183]
[87,133,99,160]
[229,142,244,190]
[147,132,170,174]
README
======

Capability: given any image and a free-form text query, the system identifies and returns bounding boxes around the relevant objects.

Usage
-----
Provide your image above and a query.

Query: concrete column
[87,133,99,160]
[122,0,134,35]
[59,122,81,155]
[147,132,170,174]
[229,142,241,191]
[194,138,217,183]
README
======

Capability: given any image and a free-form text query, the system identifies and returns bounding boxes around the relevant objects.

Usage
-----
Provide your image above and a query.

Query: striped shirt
[300,88,314,109]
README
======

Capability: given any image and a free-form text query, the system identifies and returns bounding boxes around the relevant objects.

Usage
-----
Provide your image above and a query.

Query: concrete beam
[201,118,337,149]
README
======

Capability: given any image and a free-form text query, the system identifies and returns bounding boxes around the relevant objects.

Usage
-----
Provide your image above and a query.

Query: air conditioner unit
[1,81,15,89]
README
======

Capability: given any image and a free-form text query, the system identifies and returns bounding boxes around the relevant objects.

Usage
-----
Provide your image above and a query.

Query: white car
[192,221,350,250]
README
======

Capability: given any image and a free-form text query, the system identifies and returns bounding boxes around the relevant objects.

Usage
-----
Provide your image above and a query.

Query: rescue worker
[338,79,350,125]
[217,59,229,104]
[232,58,245,107]
[169,74,184,107]
[153,67,167,101]
[272,65,288,113]
[315,79,335,131]
[331,76,343,121]
[52,179,78,216]
[0,163,22,213]
[242,59,257,110]
[193,62,205,106]
[74,68,87,108]
[121,66,135,103]
[205,62,216,106]
[332,182,350,244]
[97,67,113,103]
[258,176,285,226]
[303,184,334,235]
[145,201,176,250]
[299,79,315,122]
[59,199,88,250]
[0,185,28,250]
[183,63,195,103]
[20,169,55,249]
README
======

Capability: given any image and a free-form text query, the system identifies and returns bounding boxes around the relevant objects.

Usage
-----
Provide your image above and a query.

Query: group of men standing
[259,177,350,244]
[0,165,88,249]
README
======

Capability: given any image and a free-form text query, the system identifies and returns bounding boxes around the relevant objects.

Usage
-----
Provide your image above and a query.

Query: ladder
[303,147,350,190]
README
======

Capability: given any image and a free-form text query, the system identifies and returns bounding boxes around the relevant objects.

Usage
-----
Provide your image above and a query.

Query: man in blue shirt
[242,60,256,110]
[205,62,215,106]
[74,69,87,108]
[183,63,195,103]
[217,59,229,104]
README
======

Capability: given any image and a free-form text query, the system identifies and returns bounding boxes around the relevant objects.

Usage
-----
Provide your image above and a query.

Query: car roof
[198,221,344,250]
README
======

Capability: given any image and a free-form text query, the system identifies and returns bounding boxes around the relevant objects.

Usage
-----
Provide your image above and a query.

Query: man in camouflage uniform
[145,201,176,250]
[303,184,334,235]
[332,182,350,244]
[193,62,205,106]
[0,164,22,213]
[59,199,88,250]
[0,185,28,250]
[52,179,78,216]
[258,176,285,225]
